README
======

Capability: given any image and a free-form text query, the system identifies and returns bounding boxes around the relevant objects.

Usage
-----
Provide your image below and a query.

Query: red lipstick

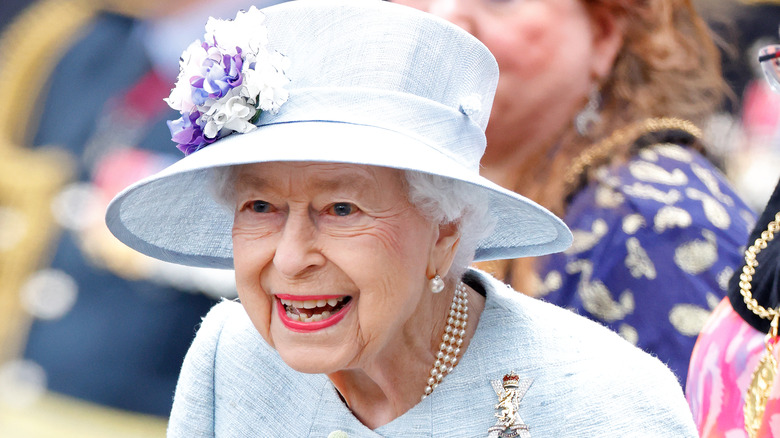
[275,296,352,332]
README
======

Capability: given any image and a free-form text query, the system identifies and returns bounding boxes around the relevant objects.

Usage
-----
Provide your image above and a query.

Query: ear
[426,221,461,279]
[587,5,627,80]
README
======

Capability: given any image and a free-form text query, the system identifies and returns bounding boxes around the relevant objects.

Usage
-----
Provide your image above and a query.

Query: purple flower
[165,7,289,156]
[190,49,244,106]
[168,112,214,155]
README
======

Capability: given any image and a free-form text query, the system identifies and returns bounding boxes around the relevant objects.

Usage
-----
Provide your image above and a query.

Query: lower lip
[276,298,352,332]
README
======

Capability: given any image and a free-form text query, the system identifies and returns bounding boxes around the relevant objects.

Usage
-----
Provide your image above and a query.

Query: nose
[426,0,476,35]
[272,211,325,278]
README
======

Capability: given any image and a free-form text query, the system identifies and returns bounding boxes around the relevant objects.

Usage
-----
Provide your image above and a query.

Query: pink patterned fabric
[687,297,780,436]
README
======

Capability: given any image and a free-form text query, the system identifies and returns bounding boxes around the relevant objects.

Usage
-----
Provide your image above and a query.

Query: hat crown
[238,0,498,171]
[263,0,497,130]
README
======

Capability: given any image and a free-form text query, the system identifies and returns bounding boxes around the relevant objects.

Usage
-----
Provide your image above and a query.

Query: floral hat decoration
[166,6,290,155]
[106,0,572,269]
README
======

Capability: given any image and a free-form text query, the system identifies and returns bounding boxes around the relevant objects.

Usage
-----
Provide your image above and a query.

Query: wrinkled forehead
[232,161,407,195]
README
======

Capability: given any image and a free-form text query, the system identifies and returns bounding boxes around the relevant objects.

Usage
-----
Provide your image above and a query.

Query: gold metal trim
[0,148,73,362]
[740,210,780,437]
[564,117,702,193]
[0,0,98,147]
[0,0,93,360]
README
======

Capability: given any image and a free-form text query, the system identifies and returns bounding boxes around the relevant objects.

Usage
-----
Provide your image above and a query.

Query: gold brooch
[488,371,532,438]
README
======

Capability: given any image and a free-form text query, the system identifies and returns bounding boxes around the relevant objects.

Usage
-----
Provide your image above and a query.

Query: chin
[277,348,347,375]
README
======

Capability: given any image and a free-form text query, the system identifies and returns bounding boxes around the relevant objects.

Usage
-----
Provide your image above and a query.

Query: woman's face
[231,162,454,373]
[394,0,621,161]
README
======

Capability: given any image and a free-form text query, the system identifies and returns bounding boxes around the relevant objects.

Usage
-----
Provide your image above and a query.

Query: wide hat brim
[106,120,572,269]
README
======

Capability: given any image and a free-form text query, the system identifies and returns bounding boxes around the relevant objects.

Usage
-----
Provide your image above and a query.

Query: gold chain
[564,117,702,190]
[739,211,780,320]
[742,211,780,438]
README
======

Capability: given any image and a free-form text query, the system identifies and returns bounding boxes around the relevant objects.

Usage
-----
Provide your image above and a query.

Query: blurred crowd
[695,0,780,210]
[1,0,780,436]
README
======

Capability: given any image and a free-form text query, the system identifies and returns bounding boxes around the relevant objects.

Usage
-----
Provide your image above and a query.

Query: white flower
[166,81,194,113]
[205,6,268,57]
[201,93,258,138]
[258,83,289,114]
[179,40,209,81]
[242,51,290,114]
[165,40,209,112]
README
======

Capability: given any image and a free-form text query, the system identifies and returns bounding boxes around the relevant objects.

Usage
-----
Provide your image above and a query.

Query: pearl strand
[422,281,468,400]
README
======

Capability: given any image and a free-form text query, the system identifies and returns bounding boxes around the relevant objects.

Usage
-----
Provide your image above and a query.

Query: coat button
[327,431,348,438]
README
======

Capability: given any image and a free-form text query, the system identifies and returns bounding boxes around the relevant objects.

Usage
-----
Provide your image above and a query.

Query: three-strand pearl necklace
[422,281,468,399]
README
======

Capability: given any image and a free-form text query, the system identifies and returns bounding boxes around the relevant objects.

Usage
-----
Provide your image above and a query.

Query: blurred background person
[686,41,780,438]
[0,0,286,436]
[687,176,780,437]
[394,0,755,389]
[695,0,780,212]
[695,0,780,111]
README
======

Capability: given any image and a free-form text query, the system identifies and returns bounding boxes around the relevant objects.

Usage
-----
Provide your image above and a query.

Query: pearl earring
[429,274,445,294]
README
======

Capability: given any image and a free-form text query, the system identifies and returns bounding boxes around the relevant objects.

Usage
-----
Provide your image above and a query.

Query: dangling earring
[429,274,445,294]
[575,85,602,137]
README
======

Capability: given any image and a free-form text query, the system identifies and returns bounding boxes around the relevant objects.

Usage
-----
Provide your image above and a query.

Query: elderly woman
[395,0,755,387]
[107,1,697,435]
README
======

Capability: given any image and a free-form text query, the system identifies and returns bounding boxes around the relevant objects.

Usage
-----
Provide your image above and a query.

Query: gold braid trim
[741,211,780,438]
[0,148,73,362]
[0,0,94,360]
[0,0,98,147]
[564,117,702,194]
[740,211,780,320]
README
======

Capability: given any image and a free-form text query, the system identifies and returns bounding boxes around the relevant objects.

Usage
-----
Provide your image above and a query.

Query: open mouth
[279,296,352,323]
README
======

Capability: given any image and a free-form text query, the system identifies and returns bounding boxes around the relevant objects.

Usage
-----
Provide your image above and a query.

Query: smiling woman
[105,0,700,436]
[230,163,465,378]
[225,162,491,384]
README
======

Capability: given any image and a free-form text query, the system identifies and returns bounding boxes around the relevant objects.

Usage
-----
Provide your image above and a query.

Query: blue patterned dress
[538,141,755,388]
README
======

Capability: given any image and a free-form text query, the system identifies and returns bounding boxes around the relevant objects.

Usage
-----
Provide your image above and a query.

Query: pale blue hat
[106,0,572,269]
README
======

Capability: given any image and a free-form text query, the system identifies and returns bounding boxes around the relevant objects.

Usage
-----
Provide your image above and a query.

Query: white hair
[209,165,495,280]
[402,170,494,281]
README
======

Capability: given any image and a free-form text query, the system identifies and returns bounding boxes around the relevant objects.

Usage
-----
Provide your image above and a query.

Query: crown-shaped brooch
[502,371,520,389]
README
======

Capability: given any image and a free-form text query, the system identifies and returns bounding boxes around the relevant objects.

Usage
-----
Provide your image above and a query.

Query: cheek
[371,216,434,268]
[328,226,422,289]
[346,230,430,338]
[232,229,274,277]
[484,7,596,126]
[232,232,275,343]
[333,217,433,295]
[237,287,274,346]
[368,225,413,260]
[481,2,594,82]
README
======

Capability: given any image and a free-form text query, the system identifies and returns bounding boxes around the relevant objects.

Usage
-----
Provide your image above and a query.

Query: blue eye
[251,201,272,213]
[331,202,354,216]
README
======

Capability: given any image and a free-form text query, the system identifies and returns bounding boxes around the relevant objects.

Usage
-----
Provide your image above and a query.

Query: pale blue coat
[168,269,698,437]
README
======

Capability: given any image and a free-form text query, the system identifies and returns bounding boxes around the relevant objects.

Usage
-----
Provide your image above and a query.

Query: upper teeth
[280,296,346,309]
